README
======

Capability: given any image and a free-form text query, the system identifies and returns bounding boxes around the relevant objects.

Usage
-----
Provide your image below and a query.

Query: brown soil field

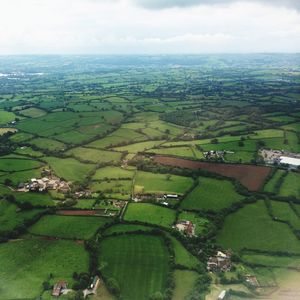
[56,209,104,216]
[153,155,271,191]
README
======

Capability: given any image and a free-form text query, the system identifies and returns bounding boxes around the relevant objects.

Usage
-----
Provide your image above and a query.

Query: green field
[263,169,286,193]
[0,157,42,172]
[134,171,193,195]
[92,166,135,180]
[217,201,300,253]
[29,137,66,151]
[67,147,122,164]
[42,157,95,182]
[28,215,112,239]
[124,203,176,228]
[181,177,244,211]
[0,110,16,124]
[173,270,198,300]
[0,239,89,299]
[99,234,169,300]
[19,107,47,118]
[279,172,300,199]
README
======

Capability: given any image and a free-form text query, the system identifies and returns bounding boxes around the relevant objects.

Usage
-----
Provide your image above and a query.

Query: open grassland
[0,239,89,300]
[270,201,300,230]
[0,168,43,186]
[134,171,193,195]
[279,172,300,199]
[217,201,300,253]
[92,166,135,180]
[67,147,122,164]
[99,234,169,300]
[154,156,270,191]
[181,177,243,212]
[14,147,44,158]
[264,169,286,193]
[9,132,34,143]
[14,192,55,207]
[42,157,95,182]
[173,270,198,300]
[28,215,112,239]
[90,180,132,199]
[124,203,176,228]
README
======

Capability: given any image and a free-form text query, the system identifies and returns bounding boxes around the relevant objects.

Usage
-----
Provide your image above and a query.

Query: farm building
[52,281,68,297]
[207,251,232,272]
[279,156,300,167]
[174,220,195,237]
[218,290,227,300]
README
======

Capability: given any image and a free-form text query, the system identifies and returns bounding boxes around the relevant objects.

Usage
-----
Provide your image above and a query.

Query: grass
[29,137,66,151]
[271,201,300,230]
[0,110,15,124]
[279,172,300,199]
[173,270,198,300]
[217,201,300,254]
[181,177,243,212]
[0,200,45,236]
[177,211,210,236]
[19,107,47,118]
[28,215,112,239]
[42,157,95,182]
[67,147,122,164]
[0,239,89,299]
[98,234,169,300]
[264,169,286,193]
[124,203,176,228]
[90,180,132,198]
[0,168,43,186]
[242,253,300,268]
[0,157,42,172]
[169,235,200,269]
[14,192,56,207]
[113,140,164,153]
[134,171,193,195]
[92,166,135,180]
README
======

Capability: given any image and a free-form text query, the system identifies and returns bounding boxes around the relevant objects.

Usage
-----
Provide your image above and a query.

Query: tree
[149,292,163,300]
[106,278,120,296]
[165,174,171,181]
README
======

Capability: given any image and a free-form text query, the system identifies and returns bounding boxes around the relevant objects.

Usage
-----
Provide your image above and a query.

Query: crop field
[134,171,194,195]
[279,172,300,199]
[98,234,169,300]
[217,201,300,254]
[181,177,244,211]
[0,239,89,299]
[154,156,271,191]
[28,215,112,239]
[124,203,176,228]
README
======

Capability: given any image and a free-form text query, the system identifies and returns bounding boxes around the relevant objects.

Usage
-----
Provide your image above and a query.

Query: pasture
[0,239,89,299]
[92,166,135,180]
[217,201,300,253]
[181,177,244,211]
[42,157,95,181]
[279,172,300,199]
[98,234,169,300]
[134,171,193,195]
[173,270,198,300]
[28,215,112,239]
[124,203,176,228]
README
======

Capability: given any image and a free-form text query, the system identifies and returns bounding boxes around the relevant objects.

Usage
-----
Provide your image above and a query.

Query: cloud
[133,0,300,10]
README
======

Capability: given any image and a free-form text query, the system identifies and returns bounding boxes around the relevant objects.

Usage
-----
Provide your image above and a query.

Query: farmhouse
[52,281,68,297]
[174,220,195,237]
[207,250,232,272]
[83,276,100,298]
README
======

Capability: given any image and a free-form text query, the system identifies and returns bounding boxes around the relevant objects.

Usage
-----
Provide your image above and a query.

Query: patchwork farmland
[0,55,300,299]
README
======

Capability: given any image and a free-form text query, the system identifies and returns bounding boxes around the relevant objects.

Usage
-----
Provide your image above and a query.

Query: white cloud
[0,0,299,54]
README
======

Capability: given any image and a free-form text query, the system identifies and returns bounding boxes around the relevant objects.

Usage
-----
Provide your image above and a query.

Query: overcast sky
[0,0,299,54]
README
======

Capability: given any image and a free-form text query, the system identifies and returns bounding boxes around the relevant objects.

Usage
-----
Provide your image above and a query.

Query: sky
[0,0,299,54]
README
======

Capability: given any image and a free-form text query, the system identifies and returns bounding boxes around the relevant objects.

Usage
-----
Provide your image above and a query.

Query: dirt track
[153,155,271,191]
